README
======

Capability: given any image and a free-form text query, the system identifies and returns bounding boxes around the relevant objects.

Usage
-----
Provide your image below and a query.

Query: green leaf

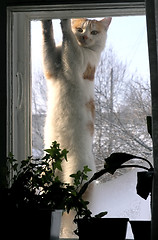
[44,149,52,154]
[42,153,50,160]
[62,149,69,161]
[147,116,152,138]
[95,211,108,218]
[104,152,146,174]
[7,152,17,164]
[12,163,18,171]
[8,152,14,159]
[20,159,30,168]
[53,159,62,171]
[83,165,92,173]
[82,174,88,181]
[70,173,76,178]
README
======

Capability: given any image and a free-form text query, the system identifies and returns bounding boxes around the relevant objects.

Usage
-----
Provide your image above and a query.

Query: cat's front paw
[41,20,52,30]
[41,20,53,36]
[60,19,71,30]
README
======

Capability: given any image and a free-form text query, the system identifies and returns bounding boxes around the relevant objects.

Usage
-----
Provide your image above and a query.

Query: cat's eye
[91,30,99,35]
[77,27,83,33]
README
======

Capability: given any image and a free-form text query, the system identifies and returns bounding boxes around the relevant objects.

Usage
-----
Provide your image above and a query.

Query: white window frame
[7,3,145,160]
[7,11,31,161]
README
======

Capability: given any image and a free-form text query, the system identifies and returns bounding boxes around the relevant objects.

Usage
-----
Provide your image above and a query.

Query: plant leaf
[83,165,92,174]
[94,211,108,218]
[62,149,69,161]
[147,116,152,138]
[104,152,145,174]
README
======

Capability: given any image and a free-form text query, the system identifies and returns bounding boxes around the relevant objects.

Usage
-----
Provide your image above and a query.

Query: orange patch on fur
[45,71,53,79]
[83,63,96,81]
[85,98,95,119]
[71,18,87,29]
[71,18,107,32]
[87,121,94,136]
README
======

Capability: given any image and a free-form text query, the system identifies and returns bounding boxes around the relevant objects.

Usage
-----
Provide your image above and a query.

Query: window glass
[31,20,61,158]
[31,15,152,239]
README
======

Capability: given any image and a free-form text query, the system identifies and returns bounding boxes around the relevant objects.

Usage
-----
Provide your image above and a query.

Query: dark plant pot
[3,209,62,240]
[130,220,151,240]
[75,218,129,240]
[137,171,153,200]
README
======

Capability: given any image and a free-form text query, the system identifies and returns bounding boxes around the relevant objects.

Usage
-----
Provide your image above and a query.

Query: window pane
[31,20,62,158]
[31,16,152,238]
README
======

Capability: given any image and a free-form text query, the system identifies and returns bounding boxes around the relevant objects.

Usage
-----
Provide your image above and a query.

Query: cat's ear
[71,19,76,25]
[71,18,86,26]
[100,17,112,30]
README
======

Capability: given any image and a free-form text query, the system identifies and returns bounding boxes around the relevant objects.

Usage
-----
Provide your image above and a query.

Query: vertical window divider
[7,11,32,162]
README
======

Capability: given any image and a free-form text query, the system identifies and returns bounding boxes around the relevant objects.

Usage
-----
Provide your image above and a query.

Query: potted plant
[71,152,153,240]
[103,152,153,240]
[1,141,113,240]
[66,157,130,240]
[1,141,72,240]
[1,140,153,239]
[71,116,153,240]
[61,164,128,240]
[129,116,153,240]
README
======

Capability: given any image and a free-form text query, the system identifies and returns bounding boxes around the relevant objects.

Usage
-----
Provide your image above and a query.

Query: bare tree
[31,48,152,175]
[32,70,47,158]
[94,48,152,177]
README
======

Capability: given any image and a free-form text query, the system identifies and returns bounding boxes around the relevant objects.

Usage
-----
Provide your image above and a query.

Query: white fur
[42,18,111,183]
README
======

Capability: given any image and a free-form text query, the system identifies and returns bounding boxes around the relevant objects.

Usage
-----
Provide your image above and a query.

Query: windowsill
[60,239,133,240]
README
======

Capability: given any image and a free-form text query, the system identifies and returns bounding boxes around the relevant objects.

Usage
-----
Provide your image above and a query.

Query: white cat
[41,18,111,183]
[41,17,111,238]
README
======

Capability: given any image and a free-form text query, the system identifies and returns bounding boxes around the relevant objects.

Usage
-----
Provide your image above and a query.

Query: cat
[41,17,111,238]
[41,18,111,184]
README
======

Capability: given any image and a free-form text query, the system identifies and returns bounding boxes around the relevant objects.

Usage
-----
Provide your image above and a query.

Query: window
[7,3,147,158]
[7,3,152,239]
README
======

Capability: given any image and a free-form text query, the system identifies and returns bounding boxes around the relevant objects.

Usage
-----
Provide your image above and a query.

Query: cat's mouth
[78,38,89,47]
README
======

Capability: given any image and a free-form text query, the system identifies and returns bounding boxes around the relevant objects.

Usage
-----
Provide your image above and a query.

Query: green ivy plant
[66,166,107,219]
[77,152,153,205]
[5,141,70,210]
[3,140,153,223]
[3,141,106,219]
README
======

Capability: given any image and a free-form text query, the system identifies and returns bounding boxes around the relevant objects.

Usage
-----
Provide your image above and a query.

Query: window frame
[7,12,31,161]
[145,1,158,239]
[6,3,146,160]
[3,1,158,239]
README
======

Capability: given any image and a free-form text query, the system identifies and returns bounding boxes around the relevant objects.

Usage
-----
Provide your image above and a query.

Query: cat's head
[71,18,112,51]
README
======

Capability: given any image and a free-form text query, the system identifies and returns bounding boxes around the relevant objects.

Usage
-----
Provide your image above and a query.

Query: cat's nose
[82,35,88,40]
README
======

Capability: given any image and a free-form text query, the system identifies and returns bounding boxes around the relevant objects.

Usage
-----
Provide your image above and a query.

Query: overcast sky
[106,16,149,79]
[31,15,150,80]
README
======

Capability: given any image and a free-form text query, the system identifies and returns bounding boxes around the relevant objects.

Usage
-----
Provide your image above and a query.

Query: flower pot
[136,171,153,200]
[75,218,129,240]
[5,209,62,240]
[130,220,151,240]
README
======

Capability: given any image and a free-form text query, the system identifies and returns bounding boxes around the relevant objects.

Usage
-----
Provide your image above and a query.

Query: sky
[31,15,150,80]
[106,16,149,79]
